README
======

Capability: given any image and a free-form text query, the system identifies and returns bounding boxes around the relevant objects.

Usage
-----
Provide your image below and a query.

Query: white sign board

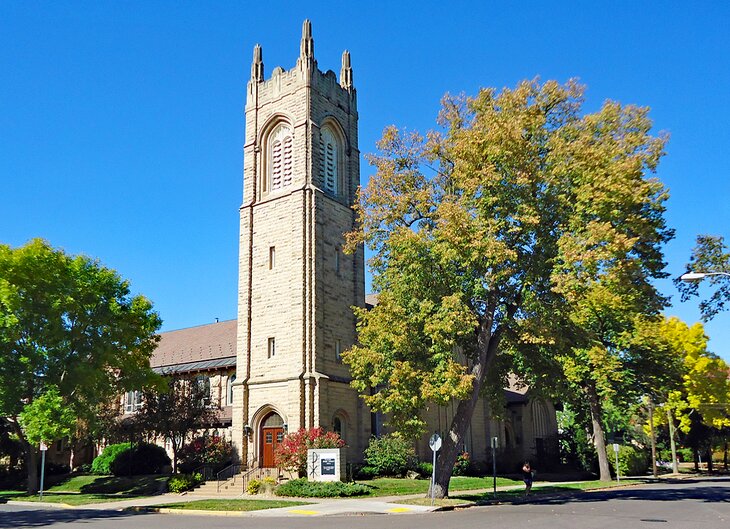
[39,442,48,452]
[307,448,345,482]
[613,443,620,453]
[429,434,442,452]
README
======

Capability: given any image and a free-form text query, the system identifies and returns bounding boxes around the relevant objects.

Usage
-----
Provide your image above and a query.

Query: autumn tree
[666,319,729,471]
[676,235,730,321]
[343,79,672,496]
[0,239,161,492]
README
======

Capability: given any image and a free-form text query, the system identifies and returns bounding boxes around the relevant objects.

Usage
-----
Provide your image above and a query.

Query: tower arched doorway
[260,412,285,467]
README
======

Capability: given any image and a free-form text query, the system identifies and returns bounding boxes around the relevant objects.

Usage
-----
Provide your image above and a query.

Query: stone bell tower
[231,20,368,467]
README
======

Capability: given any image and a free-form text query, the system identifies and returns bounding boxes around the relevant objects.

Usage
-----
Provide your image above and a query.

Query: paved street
[0,477,727,529]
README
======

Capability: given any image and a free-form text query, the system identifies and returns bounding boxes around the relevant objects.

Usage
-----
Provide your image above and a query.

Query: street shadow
[475,477,730,506]
[0,507,152,528]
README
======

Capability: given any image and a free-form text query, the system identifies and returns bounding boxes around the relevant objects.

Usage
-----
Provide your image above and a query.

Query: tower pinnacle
[340,50,353,90]
[251,44,264,82]
[300,19,314,60]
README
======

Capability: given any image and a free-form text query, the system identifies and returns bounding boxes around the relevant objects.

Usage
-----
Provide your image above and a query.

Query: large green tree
[0,239,161,492]
[343,79,671,496]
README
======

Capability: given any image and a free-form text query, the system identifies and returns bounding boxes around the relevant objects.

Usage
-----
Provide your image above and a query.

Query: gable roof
[151,319,237,374]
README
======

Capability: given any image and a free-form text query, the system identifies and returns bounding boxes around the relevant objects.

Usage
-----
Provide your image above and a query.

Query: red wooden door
[262,427,284,467]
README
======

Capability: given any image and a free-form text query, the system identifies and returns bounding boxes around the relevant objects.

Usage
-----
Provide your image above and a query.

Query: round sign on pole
[429,433,442,452]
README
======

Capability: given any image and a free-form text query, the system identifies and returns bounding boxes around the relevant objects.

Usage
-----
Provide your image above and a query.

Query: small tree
[274,427,344,477]
[134,378,215,473]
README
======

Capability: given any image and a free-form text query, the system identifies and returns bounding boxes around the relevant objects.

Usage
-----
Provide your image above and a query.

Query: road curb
[127,506,252,516]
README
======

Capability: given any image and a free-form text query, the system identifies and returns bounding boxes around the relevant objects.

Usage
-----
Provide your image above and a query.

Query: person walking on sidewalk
[522,461,534,496]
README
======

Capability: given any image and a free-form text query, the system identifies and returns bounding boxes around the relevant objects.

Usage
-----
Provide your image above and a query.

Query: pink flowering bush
[274,427,345,476]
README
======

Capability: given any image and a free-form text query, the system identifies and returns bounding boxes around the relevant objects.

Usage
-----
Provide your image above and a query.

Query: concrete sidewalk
[6,479,643,517]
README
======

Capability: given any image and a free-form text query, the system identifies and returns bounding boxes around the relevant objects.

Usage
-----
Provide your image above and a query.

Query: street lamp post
[680,271,730,281]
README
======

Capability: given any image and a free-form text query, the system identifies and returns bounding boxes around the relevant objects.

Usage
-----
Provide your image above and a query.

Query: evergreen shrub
[91,443,131,475]
[275,478,370,497]
[363,435,416,477]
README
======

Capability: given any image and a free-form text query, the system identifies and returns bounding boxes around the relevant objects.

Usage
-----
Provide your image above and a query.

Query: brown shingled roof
[151,319,237,369]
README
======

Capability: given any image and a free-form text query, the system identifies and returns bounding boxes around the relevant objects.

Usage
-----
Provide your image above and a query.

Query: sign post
[428,434,442,506]
[491,437,498,499]
[39,442,48,500]
[613,443,620,483]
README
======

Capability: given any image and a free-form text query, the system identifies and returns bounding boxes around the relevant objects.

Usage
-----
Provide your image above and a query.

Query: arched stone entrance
[259,411,285,467]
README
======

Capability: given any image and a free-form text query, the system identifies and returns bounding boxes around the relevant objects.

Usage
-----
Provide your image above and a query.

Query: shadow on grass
[0,507,154,528]
[456,477,730,506]
[77,475,164,496]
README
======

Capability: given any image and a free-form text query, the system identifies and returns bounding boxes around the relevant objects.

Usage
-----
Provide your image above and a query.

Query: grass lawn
[150,499,312,511]
[0,474,168,506]
[357,476,522,497]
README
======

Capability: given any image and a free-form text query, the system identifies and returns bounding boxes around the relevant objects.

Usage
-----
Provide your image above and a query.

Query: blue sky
[2,2,729,360]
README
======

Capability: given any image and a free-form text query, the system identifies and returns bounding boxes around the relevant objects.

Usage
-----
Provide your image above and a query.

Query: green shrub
[92,443,131,475]
[677,447,694,462]
[363,435,416,477]
[355,465,377,480]
[247,478,262,494]
[109,443,171,476]
[417,461,433,478]
[609,445,650,477]
[248,476,278,495]
[275,478,370,498]
[168,473,202,493]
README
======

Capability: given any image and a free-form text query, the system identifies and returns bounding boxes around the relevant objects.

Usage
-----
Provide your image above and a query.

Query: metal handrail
[216,463,242,493]
[192,464,214,482]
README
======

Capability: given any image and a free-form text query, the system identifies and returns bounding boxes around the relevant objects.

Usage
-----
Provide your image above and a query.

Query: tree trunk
[171,440,178,474]
[585,384,611,481]
[706,435,713,473]
[9,418,38,494]
[648,396,657,477]
[724,441,728,470]
[666,407,679,474]
[429,317,501,499]
[693,447,699,471]
[26,444,39,494]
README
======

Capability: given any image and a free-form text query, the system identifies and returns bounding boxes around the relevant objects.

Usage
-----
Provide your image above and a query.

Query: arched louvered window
[319,127,339,195]
[267,123,293,193]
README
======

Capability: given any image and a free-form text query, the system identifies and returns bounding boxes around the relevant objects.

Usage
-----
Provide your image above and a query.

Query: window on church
[319,127,338,195]
[333,416,346,441]
[268,337,276,358]
[335,247,340,276]
[335,339,342,361]
[266,123,293,193]
[124,390,141,413]
[227,373,236,406]
[195,375,211,407]
[269,246,276,269]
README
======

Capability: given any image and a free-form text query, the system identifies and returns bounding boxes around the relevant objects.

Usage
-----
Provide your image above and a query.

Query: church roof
[151,319,237,372]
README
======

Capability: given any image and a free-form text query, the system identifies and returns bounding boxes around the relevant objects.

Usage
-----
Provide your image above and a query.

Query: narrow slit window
[319,127,338,195]
[335,248,340,275]
[268,337,276,358]
[269,246,276,269]
[335,339,342,361]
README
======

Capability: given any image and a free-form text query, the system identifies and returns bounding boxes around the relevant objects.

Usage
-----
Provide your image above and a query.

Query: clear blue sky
[2,2,729,360]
